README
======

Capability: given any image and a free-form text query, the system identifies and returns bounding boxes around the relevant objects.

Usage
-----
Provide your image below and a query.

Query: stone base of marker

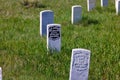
[40,10,54,36]
[69,48,91,80]
[116,0,120,15]
[87,0,96,11]
[47,24,61,53]
[101,0,108,7]
[71,5,82,24]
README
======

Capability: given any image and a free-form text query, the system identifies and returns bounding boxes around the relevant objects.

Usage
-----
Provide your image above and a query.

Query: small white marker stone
[40,10,54,36]
[116,0,120,15]
[71,5,82,24]
[69,48,91,80]
[87,0,96,11]
[0,67,2,80]
[47,24,61,53]
[101,0,108,7]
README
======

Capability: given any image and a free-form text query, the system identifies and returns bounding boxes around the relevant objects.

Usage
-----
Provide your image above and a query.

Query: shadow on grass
[80,16,100,27]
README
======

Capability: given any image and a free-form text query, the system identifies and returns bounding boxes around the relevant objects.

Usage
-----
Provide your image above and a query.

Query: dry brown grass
[21,0,43,8]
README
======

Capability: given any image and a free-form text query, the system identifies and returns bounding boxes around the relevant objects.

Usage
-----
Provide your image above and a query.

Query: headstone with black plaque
[116,0,120,15]
[87,0,96,11]
[101,0,108,7]
[71,5,82,24]
[69,48,91,80]
[40,10,54,36]
[47,24,61,53]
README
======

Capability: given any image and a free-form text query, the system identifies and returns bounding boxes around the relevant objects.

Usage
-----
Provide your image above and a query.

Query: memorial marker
[47,24,61,53]
[40,10,54,36]
[116,0,120,15]
[71,5,82,24]
[101,0,108,7]
[69,48,91,80]
[87,0,96,11]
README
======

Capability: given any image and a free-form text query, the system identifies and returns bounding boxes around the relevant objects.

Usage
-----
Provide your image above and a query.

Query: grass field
[0,0,120,80]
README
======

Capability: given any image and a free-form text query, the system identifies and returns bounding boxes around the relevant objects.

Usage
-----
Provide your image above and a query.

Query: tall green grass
[0,0,120,80]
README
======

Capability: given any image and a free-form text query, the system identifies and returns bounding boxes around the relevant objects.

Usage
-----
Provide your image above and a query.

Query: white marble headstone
[116,0,120,15]
[87,0,96,11]
[69,48,91,80]
[0,67,2,80]
[47,24,61,53]
[40,10,54,36]
[71,5,82,24]
[101,0,108,7]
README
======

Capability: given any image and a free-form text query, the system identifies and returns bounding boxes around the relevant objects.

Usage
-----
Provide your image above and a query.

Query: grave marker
[47,24,61,53]
[87,0,96,11]
[101,0,108,7]
[71,5,82,24]
[40,10,54,36]
[116,0,120,15]
[69,48,91,80]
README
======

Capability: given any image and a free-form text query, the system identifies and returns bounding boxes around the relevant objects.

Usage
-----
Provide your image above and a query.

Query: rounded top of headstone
[47,24,61,26]
[72,48,91,53]
[72,5,82,8]
[40,10,53,13]
[0,67,1,70]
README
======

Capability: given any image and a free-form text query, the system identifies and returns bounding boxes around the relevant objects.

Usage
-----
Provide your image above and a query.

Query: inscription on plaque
[49,26,60,41]
[72,51,89,75]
